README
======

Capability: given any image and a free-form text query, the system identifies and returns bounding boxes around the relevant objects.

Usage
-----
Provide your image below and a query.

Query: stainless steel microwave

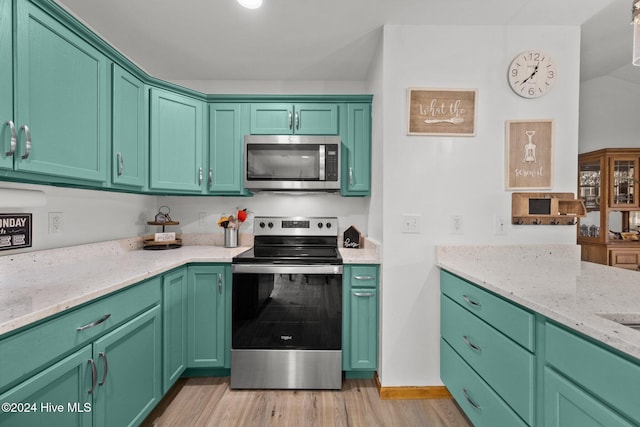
[244,135,341,191]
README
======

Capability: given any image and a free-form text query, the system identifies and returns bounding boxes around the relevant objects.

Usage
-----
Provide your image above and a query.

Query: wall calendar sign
[505,120,554,190]
[407,88,477,136]
[0,213,32,251]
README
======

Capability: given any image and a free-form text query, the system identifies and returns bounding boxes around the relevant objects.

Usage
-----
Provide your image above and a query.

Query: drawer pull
[77,313,111,331]
[463,335,482,352]
[88,359,97,395]
[462,294,481,308]
[354,275,375,281]
[98,352,108,386]
[353,292,374,297]
[463,388,481,410]
[218,273,223,295]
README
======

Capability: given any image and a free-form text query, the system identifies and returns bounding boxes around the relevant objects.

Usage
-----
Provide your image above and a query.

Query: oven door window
[247,144,320,181]
[232,273,341,350]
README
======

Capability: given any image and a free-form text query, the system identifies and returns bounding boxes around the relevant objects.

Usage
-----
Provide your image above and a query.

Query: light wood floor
[141,377,471,427]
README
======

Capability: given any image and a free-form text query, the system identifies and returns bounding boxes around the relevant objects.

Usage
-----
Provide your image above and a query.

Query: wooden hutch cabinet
[578,148,640,270]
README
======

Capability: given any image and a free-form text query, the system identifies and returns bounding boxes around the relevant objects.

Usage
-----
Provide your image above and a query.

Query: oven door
[232,264,342,350]
[231,264,343,389]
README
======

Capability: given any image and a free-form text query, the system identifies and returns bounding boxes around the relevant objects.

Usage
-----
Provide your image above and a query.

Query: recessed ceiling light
[237,0,262,9]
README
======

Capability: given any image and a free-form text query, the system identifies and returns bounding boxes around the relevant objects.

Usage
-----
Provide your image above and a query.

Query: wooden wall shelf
[512,192,586,225]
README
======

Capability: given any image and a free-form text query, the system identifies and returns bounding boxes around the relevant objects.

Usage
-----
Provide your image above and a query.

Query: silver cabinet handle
[295,111,299,130]
[117,152,124,176]
[353,292,374,297]
[463,388,481,410]
[288,111,293,129]
[88,359,97,395]
[354,275,375,281]
[349,167,354,186]
[209,168,213,187]
[77,313,111,331]
[462,295,481,308]
[218,272,222,294]
[19,125,31,160]
[463,335,482,352]
[4,120,16,156]
[198,167,203,185]
[98,352,108,386]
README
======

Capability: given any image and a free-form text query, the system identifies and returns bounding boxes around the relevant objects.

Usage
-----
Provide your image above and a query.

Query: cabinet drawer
[348,265,378,288]
[0,277,161,391]
[609,249,640,270]
[545,322,640,422]
[440,339,528,427]
[441,295,534,424]
[440,270,534,351]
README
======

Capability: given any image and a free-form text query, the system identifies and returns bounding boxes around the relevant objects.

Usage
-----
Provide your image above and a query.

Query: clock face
[508,51,557,99]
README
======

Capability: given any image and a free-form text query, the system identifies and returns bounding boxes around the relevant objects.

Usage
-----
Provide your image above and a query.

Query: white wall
[0,181,157,253]
[377,25,581,386]
[579,75,640,153]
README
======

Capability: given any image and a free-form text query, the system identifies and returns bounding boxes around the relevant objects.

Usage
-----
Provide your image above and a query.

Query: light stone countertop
[0,235,380,337]
[437,244,640,361]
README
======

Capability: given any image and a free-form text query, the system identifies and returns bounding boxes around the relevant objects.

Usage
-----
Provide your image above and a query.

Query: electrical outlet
[48,212,64,234]
[401,214,421,233]
[495,215,508,235]
[450,215,464,234]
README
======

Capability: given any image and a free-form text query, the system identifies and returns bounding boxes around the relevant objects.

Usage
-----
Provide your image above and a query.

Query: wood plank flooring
[141,377,471,427]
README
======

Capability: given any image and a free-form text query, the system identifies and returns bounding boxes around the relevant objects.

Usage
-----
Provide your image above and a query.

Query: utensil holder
[224,228,238,248]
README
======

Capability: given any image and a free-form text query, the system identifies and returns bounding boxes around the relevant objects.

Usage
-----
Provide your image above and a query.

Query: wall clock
[508,50,557,99]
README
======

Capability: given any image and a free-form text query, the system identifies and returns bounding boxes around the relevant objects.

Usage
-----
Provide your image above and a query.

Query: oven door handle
[232,264,343,275]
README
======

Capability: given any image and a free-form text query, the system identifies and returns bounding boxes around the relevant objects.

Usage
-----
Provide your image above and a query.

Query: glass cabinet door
[610,158,639,208]
[578,160,601,239]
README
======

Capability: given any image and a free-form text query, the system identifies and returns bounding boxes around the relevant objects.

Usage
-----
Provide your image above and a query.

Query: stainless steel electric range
[231,216,343,390]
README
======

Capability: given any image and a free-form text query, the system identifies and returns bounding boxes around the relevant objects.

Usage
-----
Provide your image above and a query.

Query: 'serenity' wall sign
[0,213,32,251]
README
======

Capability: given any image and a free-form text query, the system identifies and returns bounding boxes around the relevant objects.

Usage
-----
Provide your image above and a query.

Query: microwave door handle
[318,145,325,181]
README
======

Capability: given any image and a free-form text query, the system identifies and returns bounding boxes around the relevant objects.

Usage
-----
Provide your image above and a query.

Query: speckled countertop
[0,235,380,337]
[437,245,640,361]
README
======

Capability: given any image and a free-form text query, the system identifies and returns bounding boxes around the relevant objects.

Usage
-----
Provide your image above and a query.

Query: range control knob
[318,222,323,228]
[259,221,266,228]
[268,222,274,228]
[326,222,332,229]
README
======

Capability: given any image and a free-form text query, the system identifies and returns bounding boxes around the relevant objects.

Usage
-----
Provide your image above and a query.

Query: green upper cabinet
[12,1,108,182]
[341,103,371,196]
[250,103,338,135]
[0,0,12,171]
[149,88,205,193]
[208,103,247,195]
[111,64,147,189]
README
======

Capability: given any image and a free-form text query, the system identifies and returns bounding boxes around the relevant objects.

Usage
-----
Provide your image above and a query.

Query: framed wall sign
[505,119,554,190]
[0,213,32,251]
[407,88,477,136]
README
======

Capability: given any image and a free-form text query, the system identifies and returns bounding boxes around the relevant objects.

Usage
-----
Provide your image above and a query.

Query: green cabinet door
[250,103,338,135]
[0,0,13,171]
[0,346,93,427]
[342,265,379,374]
[187,265,229,368]
[149,88,205,193]
[112,64,147,188]
[162,268,188,393]
[544,367,634,427]
[208,103,247,194]
[341,103,371,196]
[92,305,162,427]
[13,1,108,182]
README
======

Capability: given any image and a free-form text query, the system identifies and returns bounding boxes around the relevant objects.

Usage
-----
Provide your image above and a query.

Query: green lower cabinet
[162,268,188,392]
[187,265,230,368]
[92,305,162,427]
[544,367,634,427]
[342,265,379,377]
[0,346,93,427]
[0,303,161,427]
